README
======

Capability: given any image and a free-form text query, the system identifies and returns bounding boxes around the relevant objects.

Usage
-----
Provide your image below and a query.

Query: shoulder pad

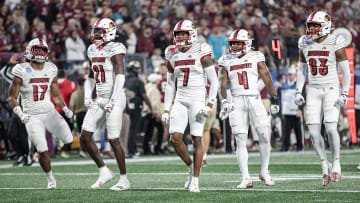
[107,42,127,56]
[165,45,178,60]
[335,34,346,51]
[11,63,27,79]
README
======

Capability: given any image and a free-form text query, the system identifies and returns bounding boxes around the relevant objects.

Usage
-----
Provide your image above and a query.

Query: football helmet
[305,11,331,40]
[228,29,252,55]
[25,38,49,63]
[90,18,117,46]
[173,20,197,47]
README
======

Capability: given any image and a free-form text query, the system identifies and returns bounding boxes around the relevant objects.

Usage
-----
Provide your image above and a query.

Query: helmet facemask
[305,22,322,40]
[91,27,107,46]
[31,45,49,63]
[229,40,250,56]
[174,31,191,47]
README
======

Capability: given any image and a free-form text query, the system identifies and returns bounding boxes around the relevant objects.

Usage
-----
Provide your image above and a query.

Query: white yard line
[0,172,359,179]
[0,187,359,193]
[0,149,359,169]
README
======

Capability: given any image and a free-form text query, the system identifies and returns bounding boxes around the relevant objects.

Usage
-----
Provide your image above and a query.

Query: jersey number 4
[237,71,249,89]
[309,58,328,76]
[32,85,48,101]
[93,65,106,83]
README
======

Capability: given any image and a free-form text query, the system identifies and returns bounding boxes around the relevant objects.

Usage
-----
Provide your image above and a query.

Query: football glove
[196,105,212,122]
[335,94,348,107]
[295,92,305,106]
[219,99,235,120]
[104,99,115,112]
[270,96,280,116]
[161,112,170,124]
[62,106,73,119]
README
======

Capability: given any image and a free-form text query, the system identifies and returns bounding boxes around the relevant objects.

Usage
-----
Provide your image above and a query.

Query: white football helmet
[90,18,117,46]
[25,38,49,63]
[173,19,197,47]
[228,29,252,55]
[305,11,331,40]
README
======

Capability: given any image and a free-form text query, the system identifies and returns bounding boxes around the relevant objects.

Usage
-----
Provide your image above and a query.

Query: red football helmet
[25,38,49,63]
[228,29,252,55]
[305,11,331,40]
[173,20,197,47]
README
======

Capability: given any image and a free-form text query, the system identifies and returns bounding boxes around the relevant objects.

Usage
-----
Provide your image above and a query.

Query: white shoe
[259,172,275,186]
[47,177,56,189]
[189,180,200,192]
[331,160,341,182]
[91,167,114,189]
[322,174,331,187]
[184,166,193,189]
[357,163,360,170]
[110,179,130,191]
[237,178,253,189]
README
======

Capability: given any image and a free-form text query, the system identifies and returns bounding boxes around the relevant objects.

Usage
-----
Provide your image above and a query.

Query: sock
[95,142,101,150]
[104,142,111,151]
[308,124,327,162]
[99,166,108,173]
[235,133,250,179]
[192,177,199,185]
[203,153,207,161]
[325,122,340,163]
[120,174,128,180]
[46,170,53,178]
[256,126,270,174]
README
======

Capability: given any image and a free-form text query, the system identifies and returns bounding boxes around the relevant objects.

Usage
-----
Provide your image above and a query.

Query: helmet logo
[324,15,329,22]
[109,22,115,28]
[191,24,195,29]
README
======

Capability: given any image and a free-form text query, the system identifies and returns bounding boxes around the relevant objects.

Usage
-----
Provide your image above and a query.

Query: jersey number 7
[32,85,48,101]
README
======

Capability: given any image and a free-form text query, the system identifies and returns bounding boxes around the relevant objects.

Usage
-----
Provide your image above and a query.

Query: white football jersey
[298,33,346,87]
[12,62,57,114]
[87,42,126,98]
[165,42,212,100]
[218,51,265,96]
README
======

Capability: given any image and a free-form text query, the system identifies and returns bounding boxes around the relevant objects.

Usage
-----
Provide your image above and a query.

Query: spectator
[279,65,304,152]
[65,30,86,72]
[143,73,163,155]
[151,48,165,69]
[124,61,153,157]
[264,24,287,72]
[136,26,155,57]
[208,26,227,59]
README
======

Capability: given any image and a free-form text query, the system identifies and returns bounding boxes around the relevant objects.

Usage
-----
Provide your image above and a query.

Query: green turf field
[1,150,360,202]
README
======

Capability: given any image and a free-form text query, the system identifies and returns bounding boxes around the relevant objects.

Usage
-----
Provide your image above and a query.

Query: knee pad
[235,133,247,148]
[256,126,270,144]
[325,122,338,137]
[308,124,322,144]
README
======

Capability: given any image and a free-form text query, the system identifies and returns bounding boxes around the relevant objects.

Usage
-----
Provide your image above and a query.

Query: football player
[81,18,129,190]
[296,11,350,186]
[8,38,74,188]
[218,29,279,189]
[162,20,219,192]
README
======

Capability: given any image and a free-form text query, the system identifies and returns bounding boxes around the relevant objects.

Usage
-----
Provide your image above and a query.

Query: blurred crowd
[0,0,360,162]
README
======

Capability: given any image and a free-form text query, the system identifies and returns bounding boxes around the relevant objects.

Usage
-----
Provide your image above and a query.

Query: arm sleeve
[164,72,175,112]
[339,60,350,95]
[165,45,175,68]
[0,64,14,83]
[110,74,125,102]
[84,77,96,99]
[335,35,346,51]
[204,65,219,105]
[296,62,307,93]
[257,79,265,92]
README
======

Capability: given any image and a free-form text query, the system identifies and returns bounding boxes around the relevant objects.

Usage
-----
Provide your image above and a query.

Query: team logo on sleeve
[26,67,32,73]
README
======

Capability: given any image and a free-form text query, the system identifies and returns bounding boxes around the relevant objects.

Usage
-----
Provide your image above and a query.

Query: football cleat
[259,172,275,186]
[189,180,200,192]
[322,174,331,187]
[47,176,56,189]
[184,165,193,189]
[110,179,130,191]
[331,160,341,182]
[237,178,253,189]
[91,167,114,189]
[201,160,207,167]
